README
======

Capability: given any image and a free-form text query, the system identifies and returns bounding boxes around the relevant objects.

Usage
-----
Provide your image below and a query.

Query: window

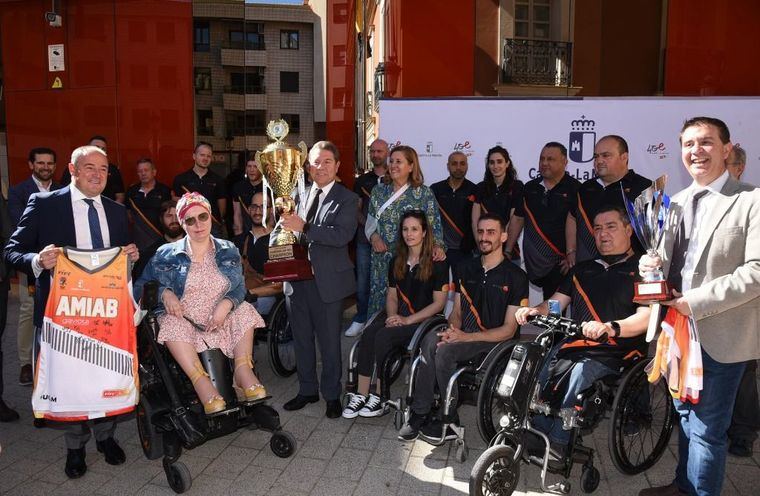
[226,110,266,136]
[228,68,265,94]
[280,71,299,93]
[229,22,265,50]
[515,0,550,39]
[280,30,299,49]
[197,109,213,135]
[281,114,300,133]
[194,68,211,94]
[194,21,210,52]
[333,3,348,23]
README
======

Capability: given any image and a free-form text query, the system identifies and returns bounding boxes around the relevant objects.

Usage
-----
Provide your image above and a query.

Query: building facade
[192,0,325,173]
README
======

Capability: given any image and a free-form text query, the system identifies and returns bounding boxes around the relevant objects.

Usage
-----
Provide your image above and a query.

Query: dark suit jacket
[8,177,62,227]
[291,182,359,303]
[4,186,131,327]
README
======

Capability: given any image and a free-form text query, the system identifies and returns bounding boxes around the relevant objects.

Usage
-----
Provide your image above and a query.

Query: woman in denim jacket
[136,192,266,415]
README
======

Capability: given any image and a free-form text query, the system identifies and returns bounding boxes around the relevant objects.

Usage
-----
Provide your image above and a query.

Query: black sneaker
[398,412,427,441]
[341,393,367,419]
[358,393,387,418]
[419,419,459,443]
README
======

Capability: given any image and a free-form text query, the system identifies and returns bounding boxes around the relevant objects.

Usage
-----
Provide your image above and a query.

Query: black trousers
[728,359,760,443]
[287,279,344,401]
[0,280,8,397]
[356,314,417,378]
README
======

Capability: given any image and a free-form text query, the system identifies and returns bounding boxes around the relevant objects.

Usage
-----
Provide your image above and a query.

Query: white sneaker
[344,321,365,337]
[342,393,367,419]
[358,393,388,418]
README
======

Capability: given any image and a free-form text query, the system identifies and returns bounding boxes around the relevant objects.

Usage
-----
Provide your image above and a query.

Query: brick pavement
[1,291,758,495]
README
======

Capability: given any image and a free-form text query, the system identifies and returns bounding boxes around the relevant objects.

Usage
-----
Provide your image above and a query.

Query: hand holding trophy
[623,175,672,304]
[256,119,313,281]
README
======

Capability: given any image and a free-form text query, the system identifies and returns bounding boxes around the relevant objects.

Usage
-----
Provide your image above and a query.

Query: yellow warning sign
[52,77,62,89]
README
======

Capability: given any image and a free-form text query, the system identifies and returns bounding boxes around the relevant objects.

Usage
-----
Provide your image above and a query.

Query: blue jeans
[532,346,616,445]
[674,348,745,496]
[353,242,371,324]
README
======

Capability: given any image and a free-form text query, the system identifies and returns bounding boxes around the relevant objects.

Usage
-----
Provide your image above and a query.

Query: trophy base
[633,280,672,304]
[263,244,313,282]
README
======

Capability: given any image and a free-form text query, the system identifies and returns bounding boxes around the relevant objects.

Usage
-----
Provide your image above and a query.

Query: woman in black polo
[471,145,525,257]
[343,211,448,419]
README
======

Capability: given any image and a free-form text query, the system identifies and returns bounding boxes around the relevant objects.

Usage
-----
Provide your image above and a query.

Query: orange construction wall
[0,0,194,187]
[665,0,760,95]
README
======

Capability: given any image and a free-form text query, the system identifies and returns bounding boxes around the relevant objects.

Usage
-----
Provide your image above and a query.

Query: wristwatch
[609,321,621,338]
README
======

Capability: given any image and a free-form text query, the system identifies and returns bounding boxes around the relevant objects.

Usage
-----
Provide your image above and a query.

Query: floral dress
[366,183,444,315]
[157,249,265,357]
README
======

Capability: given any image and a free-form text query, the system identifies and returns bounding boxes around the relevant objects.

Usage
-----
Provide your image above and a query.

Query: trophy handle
[298,141,308,166]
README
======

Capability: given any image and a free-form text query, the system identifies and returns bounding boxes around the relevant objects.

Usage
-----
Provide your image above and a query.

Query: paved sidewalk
[1,290,758,495]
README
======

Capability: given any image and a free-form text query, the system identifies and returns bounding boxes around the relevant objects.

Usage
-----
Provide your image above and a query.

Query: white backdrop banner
[379,97,760,192]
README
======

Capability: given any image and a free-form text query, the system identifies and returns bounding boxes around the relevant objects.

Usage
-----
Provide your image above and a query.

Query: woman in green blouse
[366,145,445,316]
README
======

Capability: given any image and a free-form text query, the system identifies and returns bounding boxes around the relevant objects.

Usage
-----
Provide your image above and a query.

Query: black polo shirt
[571,169,651,262]
[235,231,270,274]
[232,179,264,209]
[354,170,384,244]
[126,182,172,230]
[474,179,525,224]
[60,163,125,201]
[556,256,647,363]
[388,259,449,317]
[522,173,581,281]
[456,257,528,333]
[172,168,226,223]
[430,178,477,253]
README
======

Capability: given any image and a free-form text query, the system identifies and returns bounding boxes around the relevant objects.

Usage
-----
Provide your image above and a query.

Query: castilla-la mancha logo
[569,116,596,163]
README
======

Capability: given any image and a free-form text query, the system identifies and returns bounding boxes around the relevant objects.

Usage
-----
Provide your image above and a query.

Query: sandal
[234,355,267,401]
[188,362,226,415]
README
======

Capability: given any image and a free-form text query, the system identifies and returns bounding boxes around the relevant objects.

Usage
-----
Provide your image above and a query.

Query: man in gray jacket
[280,141,359,418]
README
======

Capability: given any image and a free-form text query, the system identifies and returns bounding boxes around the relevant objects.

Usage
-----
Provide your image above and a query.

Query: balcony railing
[223,84,266,95]
[373,63,385,110]
[501,38,572,86]
[222,39,265,51]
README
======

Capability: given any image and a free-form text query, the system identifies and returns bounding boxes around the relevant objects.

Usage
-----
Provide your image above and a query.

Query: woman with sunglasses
[343,211,448,418]
[471,145,525,258]
[366,145,445,318]
[137,192,266,415]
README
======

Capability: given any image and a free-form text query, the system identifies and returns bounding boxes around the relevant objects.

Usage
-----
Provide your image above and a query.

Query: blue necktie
[83,199,104,249]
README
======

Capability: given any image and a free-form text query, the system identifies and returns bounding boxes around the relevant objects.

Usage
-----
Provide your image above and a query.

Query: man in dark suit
[4,145,139,479]
[280,141,359,418]
[8,147,61,386]
[0,188,19,421]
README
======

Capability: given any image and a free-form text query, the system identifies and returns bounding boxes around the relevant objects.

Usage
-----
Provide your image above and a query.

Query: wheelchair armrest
[406,314,448,353]
[475,338,519,374]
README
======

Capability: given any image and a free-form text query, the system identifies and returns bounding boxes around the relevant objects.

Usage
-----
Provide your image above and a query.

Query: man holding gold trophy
[256,121,359,418]
[638,117,760,496]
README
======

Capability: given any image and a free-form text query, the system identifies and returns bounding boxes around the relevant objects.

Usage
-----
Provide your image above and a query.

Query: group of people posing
[1,117,758,496]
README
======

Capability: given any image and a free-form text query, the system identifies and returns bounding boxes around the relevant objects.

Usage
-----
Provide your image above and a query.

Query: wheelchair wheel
[136,394,165,460]
[476,352,512,443]
[163,459,192,494]
[580,463,600,493]
[270,430,297,458]
[469,444,520,496]
[608,357,675,475]
[267,299,296,377]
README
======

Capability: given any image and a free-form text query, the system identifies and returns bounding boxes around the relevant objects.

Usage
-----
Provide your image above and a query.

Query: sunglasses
[184,212,210,226]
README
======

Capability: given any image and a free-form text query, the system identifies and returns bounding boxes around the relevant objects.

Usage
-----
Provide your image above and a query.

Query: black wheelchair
[469,314,676,495]
[345,313,519,463]
[135,282,296,494]
[251,294,296,378]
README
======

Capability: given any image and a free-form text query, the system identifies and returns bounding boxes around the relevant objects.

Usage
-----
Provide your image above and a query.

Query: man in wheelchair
[399,213,529,442]
[515,205,651,457]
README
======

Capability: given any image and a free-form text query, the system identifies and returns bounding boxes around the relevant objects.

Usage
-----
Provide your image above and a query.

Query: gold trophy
[255,119,313,281]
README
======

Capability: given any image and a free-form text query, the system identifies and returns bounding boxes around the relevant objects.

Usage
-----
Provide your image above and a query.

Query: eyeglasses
[250,204,264,211]
[184,212,210,226]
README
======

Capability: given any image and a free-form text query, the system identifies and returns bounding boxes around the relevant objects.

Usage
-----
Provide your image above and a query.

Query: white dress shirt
[33,183,112,276]
[31,175,53,192]
[681,170,730,292]
[301,180,335,226]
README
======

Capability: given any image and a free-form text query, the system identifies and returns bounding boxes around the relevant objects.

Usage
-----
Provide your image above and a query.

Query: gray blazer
[294,182,359,303]
[660,176,760,363]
